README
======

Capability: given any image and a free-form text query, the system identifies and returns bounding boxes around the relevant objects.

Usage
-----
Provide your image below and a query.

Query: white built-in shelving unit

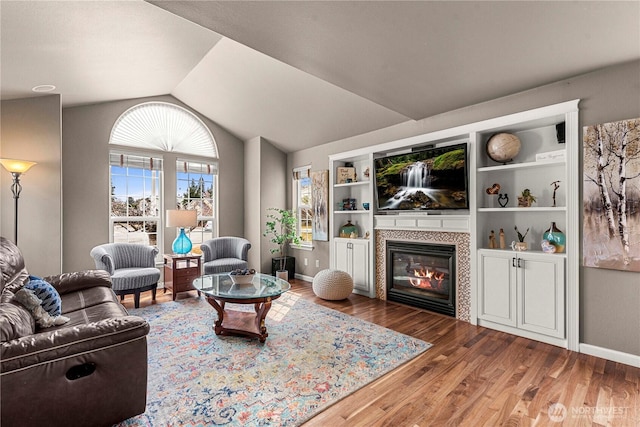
[329,100,580,350]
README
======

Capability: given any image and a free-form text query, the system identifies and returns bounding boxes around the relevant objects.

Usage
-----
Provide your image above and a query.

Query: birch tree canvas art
[583,117,640,272]
[312,170,329,241]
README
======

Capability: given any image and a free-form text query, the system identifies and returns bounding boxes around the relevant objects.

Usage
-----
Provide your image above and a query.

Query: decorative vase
[543,222,566,253]
[339,220,358,238]
[172,227,192,254]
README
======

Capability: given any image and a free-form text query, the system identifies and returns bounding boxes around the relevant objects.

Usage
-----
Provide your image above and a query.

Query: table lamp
[0,158,37,245]
[166,209,198,254]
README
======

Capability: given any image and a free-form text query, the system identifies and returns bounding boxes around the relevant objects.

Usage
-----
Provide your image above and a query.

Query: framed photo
[336,167,356,184]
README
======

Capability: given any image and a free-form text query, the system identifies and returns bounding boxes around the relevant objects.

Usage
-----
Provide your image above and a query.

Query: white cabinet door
[334,240,350,273]
[517,253,565,338]
[478,250,517,326]
[350,240,369,293]
[333,239,370,296]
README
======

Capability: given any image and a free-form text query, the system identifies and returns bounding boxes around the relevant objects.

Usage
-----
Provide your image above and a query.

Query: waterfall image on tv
[374,143,468,211]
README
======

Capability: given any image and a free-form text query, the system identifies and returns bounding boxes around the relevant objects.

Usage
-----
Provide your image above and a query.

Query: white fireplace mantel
[374,214,470,233]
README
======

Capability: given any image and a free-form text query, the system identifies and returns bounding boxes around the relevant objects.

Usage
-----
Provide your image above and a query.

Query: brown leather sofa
[0,237,150,427]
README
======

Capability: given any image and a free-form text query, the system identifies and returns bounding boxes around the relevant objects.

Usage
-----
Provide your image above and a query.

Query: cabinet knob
[512,257,517,268]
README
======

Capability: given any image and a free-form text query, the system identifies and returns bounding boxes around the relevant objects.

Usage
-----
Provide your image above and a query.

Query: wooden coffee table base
[205,295,279,342]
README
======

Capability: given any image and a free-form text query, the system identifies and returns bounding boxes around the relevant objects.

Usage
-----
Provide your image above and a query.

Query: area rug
[117,292,431,426]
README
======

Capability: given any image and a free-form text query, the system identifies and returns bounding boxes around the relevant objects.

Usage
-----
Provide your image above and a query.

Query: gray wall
[244,136,262,271]
[62,94,245,272]
[260,139,287,274]
[1,95,62,276]
[243,136,288,274]
[288,60,640,356]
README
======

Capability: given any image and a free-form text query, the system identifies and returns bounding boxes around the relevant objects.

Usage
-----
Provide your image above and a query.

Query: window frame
[109,152,163,260]
[175,159,218,249]
[292,165,314,251]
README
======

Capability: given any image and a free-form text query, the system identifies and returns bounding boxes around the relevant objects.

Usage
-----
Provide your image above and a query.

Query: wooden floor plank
[123,279,640,426]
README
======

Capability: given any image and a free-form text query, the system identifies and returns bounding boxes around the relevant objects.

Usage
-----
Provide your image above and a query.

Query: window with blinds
[176,160,217,249]
[293,165,312,245]
[109,152,163,249]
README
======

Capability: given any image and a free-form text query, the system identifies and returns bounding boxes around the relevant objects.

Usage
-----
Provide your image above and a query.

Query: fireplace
[386,241,456,317]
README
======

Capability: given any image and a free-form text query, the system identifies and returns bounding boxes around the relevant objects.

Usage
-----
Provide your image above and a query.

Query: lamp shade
[166,210,198,228]
[0,158,37,174]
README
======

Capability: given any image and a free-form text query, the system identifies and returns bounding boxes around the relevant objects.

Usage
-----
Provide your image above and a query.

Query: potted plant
[512,225,530,251]
[263,208,302,280]
[517,188,536,207]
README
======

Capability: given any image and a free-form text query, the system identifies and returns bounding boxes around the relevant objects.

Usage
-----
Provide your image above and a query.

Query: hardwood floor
[124,279,640,426]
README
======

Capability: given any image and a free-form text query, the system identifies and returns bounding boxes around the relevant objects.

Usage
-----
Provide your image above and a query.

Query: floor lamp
[0,158,37,245]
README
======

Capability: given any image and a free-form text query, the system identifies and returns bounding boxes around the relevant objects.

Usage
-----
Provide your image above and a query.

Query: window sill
[290,243,314,252]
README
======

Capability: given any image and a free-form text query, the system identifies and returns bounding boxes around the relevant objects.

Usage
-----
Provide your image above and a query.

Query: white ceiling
[2,1,639,153]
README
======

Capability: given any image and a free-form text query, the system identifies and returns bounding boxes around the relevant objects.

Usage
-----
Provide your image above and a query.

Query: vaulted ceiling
[1,1,639,153]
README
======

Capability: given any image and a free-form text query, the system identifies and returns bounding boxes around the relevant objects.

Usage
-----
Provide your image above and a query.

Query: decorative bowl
[230,273,255,285]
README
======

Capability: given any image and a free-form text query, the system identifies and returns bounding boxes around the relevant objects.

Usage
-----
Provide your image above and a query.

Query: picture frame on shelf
[336,167,356,184]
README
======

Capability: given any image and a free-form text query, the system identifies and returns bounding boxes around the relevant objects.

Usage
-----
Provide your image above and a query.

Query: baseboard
[294,273,313,283]
[579,343,640,368]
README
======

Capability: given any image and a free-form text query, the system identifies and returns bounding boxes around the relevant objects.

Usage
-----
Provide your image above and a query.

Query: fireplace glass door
[386,241,456,316]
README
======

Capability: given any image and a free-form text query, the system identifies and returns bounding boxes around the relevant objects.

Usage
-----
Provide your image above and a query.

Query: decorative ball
[486,133,521,163]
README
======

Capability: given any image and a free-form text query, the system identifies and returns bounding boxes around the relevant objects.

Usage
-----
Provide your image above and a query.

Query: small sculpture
[499,228,506,249]
[486,183,501,194]
[551,181,561,207]
[518,189,536,207]
[498,193,509,208]
[489,230,496,248]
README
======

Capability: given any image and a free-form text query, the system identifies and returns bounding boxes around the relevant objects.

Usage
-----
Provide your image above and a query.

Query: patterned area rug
[117,292,431,426]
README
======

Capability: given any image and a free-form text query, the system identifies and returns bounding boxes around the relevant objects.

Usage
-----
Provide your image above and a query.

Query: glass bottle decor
[339,220,358,238]
[543,222,565,253]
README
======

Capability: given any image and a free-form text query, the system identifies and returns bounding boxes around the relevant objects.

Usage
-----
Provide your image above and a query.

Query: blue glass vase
[172,228,192,254]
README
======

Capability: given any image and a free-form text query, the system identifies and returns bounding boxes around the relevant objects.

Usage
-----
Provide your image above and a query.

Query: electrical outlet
[304,258,308,266]
[315,260,320,268]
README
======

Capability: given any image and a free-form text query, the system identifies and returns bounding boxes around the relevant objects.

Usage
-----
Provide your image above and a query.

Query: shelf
[477,158,565,173]
[478,206,566,212]
[478,248,567,258]
[334,210,370,214]
[334,180,370,188]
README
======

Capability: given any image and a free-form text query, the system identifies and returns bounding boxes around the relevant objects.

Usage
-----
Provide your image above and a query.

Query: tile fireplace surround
[374,215,471,322]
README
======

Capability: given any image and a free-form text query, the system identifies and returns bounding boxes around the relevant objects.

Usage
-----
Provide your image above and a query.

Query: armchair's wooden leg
[120,294,125,301]
[152,287,157,301]
[134,291,141,308]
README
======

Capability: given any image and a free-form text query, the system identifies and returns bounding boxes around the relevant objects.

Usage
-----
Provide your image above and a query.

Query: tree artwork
[583,117,640,271]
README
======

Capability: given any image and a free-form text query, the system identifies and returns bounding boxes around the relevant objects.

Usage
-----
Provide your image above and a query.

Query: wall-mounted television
[374,142,469,212]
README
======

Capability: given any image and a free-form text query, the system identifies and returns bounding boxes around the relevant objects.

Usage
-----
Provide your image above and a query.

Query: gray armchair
[201,237,251,274]
[90,243,160,308]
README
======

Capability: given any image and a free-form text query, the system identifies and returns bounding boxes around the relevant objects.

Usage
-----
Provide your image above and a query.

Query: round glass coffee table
[192,273,291,342]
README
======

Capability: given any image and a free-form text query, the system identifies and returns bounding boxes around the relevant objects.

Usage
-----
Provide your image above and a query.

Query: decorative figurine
[486,183,501,194]
[499,228,506,249]
[551,181,561,207]
[518,189,536,207]
[498,193,509,208]
[489,230,496,248]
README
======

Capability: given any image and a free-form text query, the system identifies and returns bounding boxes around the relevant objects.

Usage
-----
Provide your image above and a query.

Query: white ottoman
[312,269,354,300]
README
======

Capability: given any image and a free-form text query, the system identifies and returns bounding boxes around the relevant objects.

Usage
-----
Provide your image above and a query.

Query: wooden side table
[163,254,202,301]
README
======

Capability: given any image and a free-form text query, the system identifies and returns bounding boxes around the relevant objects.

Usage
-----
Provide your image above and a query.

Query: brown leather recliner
[0,237,150,427]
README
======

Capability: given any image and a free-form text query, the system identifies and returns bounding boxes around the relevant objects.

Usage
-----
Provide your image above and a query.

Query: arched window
[109,102,218,253]
[110,102,217,157]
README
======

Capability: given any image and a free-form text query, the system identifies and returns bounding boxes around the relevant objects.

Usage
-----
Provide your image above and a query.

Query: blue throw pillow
[25,275,62,317]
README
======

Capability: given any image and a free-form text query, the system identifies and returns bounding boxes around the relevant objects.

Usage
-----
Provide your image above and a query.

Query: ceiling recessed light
[32,84,56,93]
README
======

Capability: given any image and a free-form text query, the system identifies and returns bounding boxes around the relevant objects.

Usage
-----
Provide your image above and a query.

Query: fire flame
[409,268,446,290]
